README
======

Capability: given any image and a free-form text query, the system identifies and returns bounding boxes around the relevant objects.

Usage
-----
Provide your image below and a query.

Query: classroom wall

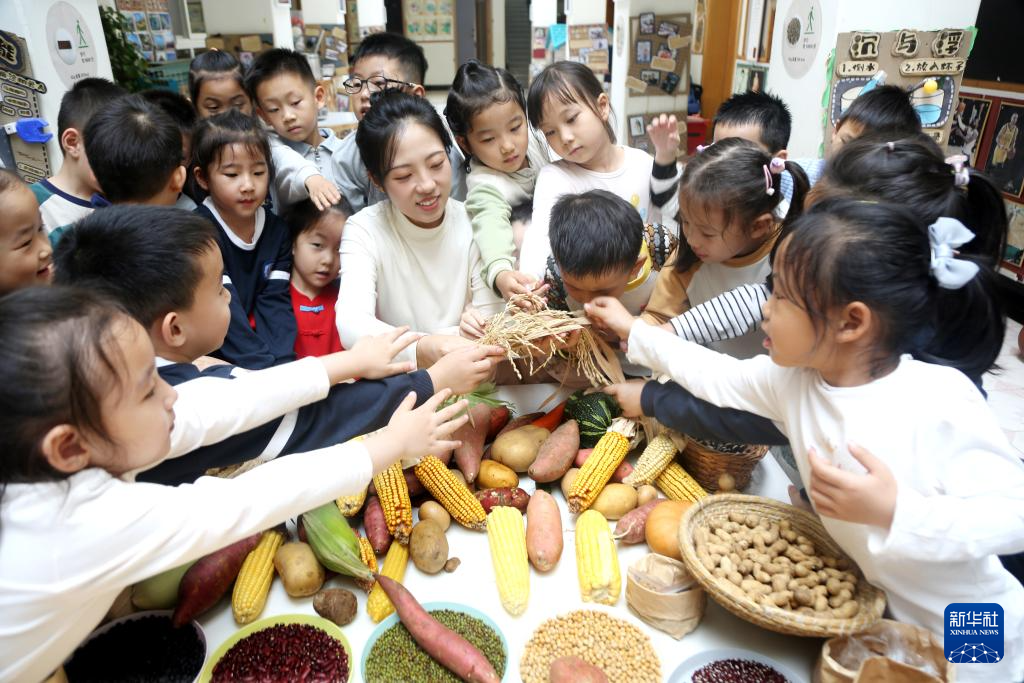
[768,0,982,157]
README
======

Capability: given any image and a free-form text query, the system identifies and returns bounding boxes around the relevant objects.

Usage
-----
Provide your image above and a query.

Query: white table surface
[199,385,823,682]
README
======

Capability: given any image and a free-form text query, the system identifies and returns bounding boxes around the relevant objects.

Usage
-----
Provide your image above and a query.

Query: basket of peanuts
[678,494,887,637]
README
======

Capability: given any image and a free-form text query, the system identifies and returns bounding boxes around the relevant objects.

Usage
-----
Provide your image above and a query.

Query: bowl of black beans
[64,610,206,683]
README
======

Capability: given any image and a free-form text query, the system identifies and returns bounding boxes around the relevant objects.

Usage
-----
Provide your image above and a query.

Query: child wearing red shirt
[285,198,351,358]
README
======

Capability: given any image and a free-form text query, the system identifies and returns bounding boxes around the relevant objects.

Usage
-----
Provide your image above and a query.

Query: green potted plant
[99,6,151,92]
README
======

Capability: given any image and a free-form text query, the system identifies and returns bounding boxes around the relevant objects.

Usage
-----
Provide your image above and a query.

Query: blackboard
[964,0,1024,85]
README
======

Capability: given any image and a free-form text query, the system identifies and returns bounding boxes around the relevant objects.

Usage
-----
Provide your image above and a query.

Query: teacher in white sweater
[336,92,505,368]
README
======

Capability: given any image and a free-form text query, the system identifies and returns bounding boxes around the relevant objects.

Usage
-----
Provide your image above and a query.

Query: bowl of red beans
[667,647,806,683]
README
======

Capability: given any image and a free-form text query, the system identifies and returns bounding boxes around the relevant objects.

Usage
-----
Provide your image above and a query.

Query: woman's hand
[459,306,488,339]
[495,270,549,308]
[416,333,476,368]
[427,344,506,395]
[808,443,897,529]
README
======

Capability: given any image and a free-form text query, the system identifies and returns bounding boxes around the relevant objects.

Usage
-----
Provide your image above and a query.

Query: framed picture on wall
[636,40,652,64]
[629,115,646,137]
[639,13,655,35]
[985,101,1024,199]
[948,94,992,168]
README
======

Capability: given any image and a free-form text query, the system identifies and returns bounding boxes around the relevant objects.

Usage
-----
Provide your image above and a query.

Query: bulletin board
[403,0,454,43]
[567,25,610,77]
[117,0,176,62]
[626,13,692,98]
[825,28,972,153]
[0,31,51,183]
[625,110,688,157]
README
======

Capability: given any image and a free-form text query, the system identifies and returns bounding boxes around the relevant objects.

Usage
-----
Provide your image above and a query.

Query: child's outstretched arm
[252,230,298,365]
[647,114,681,232]
[269,136,341,209]
[664,282,769,344]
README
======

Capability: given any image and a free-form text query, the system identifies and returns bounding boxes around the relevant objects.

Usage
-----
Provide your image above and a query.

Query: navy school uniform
[139,359,435,485]
[196,199,297,369]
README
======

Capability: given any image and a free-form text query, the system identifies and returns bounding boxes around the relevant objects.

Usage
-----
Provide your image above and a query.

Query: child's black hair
[0,286,127,505]
[191,109,273,180]
[141,88,198,133]
[527,61,615,143]
[188,50,246,107]
[284,196,354,244]
[549,190,642,277]
[0,168,23,196]
[445,59,527,164]
[56,77,126,154]
[675,137,809,272]
[838,84,921,141]
[356,91,452,182]
[713,90,792,154]
[244,48,317,101]
[774,197,1004,381]
[53,205,219,328]
[84,94,183,203]
[351,32,428,85]
[817,133,1007,267]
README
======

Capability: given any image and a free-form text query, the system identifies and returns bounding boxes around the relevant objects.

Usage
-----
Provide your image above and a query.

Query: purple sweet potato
[612,499,662,544]
[172,533,261,626]
[528,420,580,483]
[452,402,492,483]
[364,495,393,554]
[474,487,530,513]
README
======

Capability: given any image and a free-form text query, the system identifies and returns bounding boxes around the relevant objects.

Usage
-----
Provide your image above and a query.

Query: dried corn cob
[575,509,620,605]
[367,541,409,622]
[231,529,284,624]
[413,455,487,530]
[623,434,677,486]
[336,486,367,517]
[568,417,637,514]
[486,506,530,615]
[355,535,378,592]
[373,462,413,544]
[654,461,708,502]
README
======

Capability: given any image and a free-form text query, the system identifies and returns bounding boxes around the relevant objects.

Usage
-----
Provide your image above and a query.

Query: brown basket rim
[685,439,770,460]
[677,494,886,638]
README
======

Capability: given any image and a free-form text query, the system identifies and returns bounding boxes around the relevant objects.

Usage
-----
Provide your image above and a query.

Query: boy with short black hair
[83,94,187,208]
[832,84,921,149]
[52,204,502,484]
[712,90,792,155]
[31,77,125,237]
[141,88,200,210]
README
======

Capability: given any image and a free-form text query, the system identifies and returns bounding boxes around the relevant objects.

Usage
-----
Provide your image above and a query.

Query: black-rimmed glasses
[341,75,415,95]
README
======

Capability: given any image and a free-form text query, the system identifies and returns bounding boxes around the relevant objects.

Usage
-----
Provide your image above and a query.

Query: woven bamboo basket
[678,494,886,638]
[679,438,769,492]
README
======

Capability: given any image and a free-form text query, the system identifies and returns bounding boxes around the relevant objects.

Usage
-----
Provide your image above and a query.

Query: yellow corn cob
[231,529,284,624]
[623,434,677,486]
[336,486,368,517]
[655,462,709,502]
[575,509,621,605]
[354,535,378,592]
[372,462,413,545]
[413,456,487,530]
[486,506,530,615]
[366,541,409,622]
[568,417,637,514]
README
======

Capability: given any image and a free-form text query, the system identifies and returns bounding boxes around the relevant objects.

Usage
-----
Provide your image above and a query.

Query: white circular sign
[46,1,99,89]
[781,0,822,79]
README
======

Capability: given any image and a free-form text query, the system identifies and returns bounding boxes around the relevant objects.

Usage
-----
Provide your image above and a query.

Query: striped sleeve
[650,160,680,208]
[669,283,769,344]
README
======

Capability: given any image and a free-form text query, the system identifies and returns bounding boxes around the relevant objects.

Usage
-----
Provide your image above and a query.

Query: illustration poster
[403,0,454,42]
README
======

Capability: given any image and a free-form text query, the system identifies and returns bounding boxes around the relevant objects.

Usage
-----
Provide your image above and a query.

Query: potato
[477,459,519,489]
[418,501,451,531]
[313,588,357,626]
[273,542,325,597]
[589,483,638,520]
[560,468,579,501]
[409,520,448,574]
[636,485,659,506]
[490,425,549,473]
[475,487,530,513]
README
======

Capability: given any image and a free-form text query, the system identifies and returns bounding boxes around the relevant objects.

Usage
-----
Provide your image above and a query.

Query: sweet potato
[612,499,662,544]
[550,656,608,683]
[574,448,633,482]
[474,487,530,513]
[494,411,544,438]
[364,496,392,554]
[486,405,511,441]
[526,490,562,572]
[374,574,501,683]
[172,533,261,626]
[453,402,492,483]
[528,419,580,483]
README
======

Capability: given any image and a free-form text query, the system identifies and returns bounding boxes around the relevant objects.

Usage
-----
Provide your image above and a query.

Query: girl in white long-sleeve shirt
[0,287,468,683]
[337,91,504,369]
[587,198,1024,683]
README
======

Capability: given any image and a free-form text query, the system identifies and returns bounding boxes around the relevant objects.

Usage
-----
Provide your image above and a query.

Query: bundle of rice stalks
[477,293,622,386]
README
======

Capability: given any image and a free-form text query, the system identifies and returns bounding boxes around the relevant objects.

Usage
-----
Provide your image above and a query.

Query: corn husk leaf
[303,502,372,580]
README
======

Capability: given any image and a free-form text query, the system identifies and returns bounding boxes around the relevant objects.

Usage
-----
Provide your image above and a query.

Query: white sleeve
[627,320,787,422]
[167,356,330,458]
[872,410,1024,561]
[469,240,505,317]
[669,283,769,344]
[336,218,416,361]
[270,136,320,206]
[77,441,373,590]
[520,165,564,279]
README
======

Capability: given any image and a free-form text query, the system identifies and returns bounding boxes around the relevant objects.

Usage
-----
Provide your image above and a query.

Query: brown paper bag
[815,619,955,683]
[626,553,705,639]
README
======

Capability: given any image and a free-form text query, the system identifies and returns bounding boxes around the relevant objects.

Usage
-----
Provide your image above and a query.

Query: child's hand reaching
[427,344,506,395]
[584,297,640,342]
[647,113,680,166]
[495,270,549,308]
[808,444,897,529]
[460,305,488,339]
[367,390,468,470]
[305,175,342,211]
[603,380,647,418]
[345,326,420,379]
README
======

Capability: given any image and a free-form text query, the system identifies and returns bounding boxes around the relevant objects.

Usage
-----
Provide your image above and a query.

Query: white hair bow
[928,217,979,289]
